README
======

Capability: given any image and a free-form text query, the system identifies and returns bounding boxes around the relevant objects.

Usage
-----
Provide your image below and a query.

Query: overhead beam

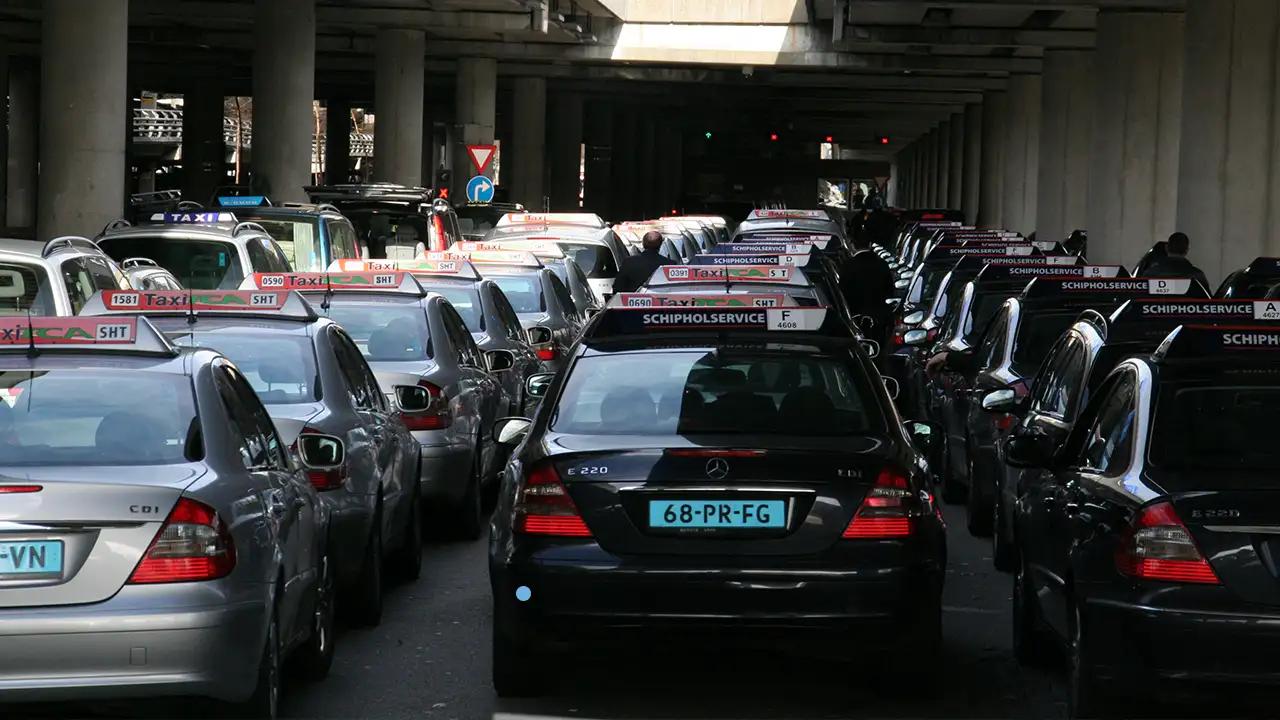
[843,25,1095,49]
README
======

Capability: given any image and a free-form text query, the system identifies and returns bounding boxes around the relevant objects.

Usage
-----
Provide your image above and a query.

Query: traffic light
[824,135,834,143]
[769,132,779,142]
[704,130,713,140]
[878,135,891,145]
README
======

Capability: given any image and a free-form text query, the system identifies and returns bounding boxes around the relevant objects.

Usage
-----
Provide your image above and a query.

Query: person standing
[1142,232,1210,292]
[613,230,676,293]
[840,227,895,355]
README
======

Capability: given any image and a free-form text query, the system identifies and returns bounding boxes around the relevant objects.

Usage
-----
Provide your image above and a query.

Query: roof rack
[585,306,831,340]
[1021,276,1209,301]
[0,316,177,357]
[232,221,268,237]
[81,289,318,321]
[643,264,810,287]
[42,236,101,257]
[1154,324,1280,362]
[692,252,809,268]
[100,218,133,235]
[328,256,482,281]
[610,292,795,308]
[244,271,426,296]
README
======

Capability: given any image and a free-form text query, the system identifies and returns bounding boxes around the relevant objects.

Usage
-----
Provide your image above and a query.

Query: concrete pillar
[937,120,952,209]
[182,80,226,205]
[583,104,614,218]
[38,0,128,238]
[962,105,982,225]
[6,58,37,230]
[979,91,1007,227]
[548,93,584,210]
[947,112,965,212]
[637,116,657,217]
[1176,0,1280,284]
[373,28,425,186]
[925,128,940,207]
[913,141,925,208]
[611,108,638,219]
[509,78,547,208]
[656,122,683,214]
[325,99,351,185]
[452,58,497,200]
[1037,50,1096,247]
[1087,11,1184,266]
[252,0,315,202]
[1001,75,1042,235]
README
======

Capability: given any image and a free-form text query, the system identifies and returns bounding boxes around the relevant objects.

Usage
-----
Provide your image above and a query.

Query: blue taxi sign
[216,195,268,207]
[466,175,495,203]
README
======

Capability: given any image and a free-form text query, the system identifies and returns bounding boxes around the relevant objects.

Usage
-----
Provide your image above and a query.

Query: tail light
[129,497,236,584]
[0,485,42,494]
[397,380,451,431]
[926,327,939,342]
[536,345,557,362]
[430,214,447,252]
[1116,501,1219,584]
[296,427,349,491]
[843,468,917,539]
[514,461,592,537]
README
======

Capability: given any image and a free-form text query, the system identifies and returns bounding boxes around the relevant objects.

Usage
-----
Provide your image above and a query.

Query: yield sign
[466,144,497,174]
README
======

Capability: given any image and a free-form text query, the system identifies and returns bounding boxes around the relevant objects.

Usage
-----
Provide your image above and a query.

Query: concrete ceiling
[0,0,1188,155]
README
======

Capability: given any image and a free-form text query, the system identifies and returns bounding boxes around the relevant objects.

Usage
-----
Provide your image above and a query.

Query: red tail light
[397,380,452,431]
[515,461,592,537]
[536,345,557,362]
[995,414,1016,432]
[843,469,916,539]
[0,485,42,494]
[430,214,447,252]
[295,427,349,491]
[1116,501,1219,584]
[666,449,767,458]
[129,497,236,584]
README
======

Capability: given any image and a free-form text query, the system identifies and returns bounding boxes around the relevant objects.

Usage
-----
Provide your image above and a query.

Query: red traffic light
[769,132,779,142]
[824,135,834,143]
[879,135,890,145]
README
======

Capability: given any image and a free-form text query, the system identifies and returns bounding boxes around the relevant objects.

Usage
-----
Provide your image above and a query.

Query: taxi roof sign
[454,240,566,259]
[746,209,828,220]
[327,257,481,280]
[1105,299,1280,343]
[586,306,830,340]
[1022,277,1209,301]
[80,289,318,321]
[645,265,808,287]
[692,253,810,268]
[150,211,237,224]
[247,272,425,295]
[446,247,543,268]
[610,293,793,308]
[0,316,176,356]
[735,233,832,250]
[494,212,604,229]
[926,245,1041,262]
[712,242,812,255]
[1154,324,1280,362]
[973,264,1127,282]
[954,255,1080,270]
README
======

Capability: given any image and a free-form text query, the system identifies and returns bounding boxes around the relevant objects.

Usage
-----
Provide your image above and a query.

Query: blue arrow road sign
[466,175,495,203]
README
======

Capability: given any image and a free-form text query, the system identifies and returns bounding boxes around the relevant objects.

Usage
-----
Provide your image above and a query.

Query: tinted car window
[490,287,527,343]
[553,351,882,436]
[172,330,320,404]
[0,370,197,466]
[977,311,1009,370]
[1079,374,1136,473]
[325,301,431,362]
[548,274,578,319]
[0,262,55,315]
[1150,374,1280,472]
[215,365,269,468]
[1012,311,1079,375]
[491,274,545,313]
[99,236,243,290]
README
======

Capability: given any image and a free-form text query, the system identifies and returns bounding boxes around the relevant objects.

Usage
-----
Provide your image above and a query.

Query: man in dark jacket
[840,227,895,352]
[1142,232,1210,292]
[613,230,675,293]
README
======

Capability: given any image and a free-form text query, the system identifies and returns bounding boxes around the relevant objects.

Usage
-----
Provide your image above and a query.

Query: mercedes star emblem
[705,457,730,480]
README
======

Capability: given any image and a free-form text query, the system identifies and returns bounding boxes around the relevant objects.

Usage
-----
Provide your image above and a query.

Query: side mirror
[981,388,1018,413]
[894,278,910,290]
[904,421,942,457]
[493,417,533,446]
[1003,430,1053,469]
[297,433,345,469]
[903,329,928,346]
[903,310,925,326]
[851,314,876,332]
[526,325,553,346]
[485,349,516,373]
[394,384,435,412]
[882,376,900,400]
[526,372,556,400]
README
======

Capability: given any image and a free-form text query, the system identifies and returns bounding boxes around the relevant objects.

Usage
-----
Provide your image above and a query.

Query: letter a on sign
[467,145,497,175]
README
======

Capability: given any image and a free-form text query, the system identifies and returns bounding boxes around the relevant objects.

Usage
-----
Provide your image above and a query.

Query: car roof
[0,343,211,375]
[578,334,856,356]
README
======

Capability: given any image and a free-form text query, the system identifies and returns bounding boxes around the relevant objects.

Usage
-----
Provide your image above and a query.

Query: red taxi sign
[328,257,479,279]
[447,248,543,268]
[101,290,287,312]
[251,272,422,294]
[495,212,604,228]
[0,317,137,345]
[653,265,800,285]
[746,209,828,220]
[612,293,791,308]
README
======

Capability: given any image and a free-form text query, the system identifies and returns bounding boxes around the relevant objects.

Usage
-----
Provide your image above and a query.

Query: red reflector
[517,515,593,537]
[308,468,348,491]
[843,517,912,538]
[536,346,557,361]
[665,449,767,458]
[0,485,42,494]
[995,413,1016,431]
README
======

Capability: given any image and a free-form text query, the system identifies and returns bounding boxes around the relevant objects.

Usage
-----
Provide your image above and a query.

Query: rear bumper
[491,543,942,646]
[0,583,266,703]
[1087,592,1280,686]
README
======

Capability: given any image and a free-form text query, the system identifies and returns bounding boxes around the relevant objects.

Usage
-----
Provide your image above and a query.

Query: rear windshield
[552,351,882,436]
[170,330,320,403]
[99,236,242,290]
[0,263,54,315]
[0,370,198,466]
[1150,375,1280,471]
[344,210,434,258]
[415,280,483,332]
[558,243,618,279]
[490,274,545,313]
[1012,311,1078,374]
[323,301,431,361]
[250,217,323,271]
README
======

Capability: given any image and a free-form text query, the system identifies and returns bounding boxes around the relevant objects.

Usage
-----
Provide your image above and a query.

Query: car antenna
[321,273,333,313]
[24,306,38,359]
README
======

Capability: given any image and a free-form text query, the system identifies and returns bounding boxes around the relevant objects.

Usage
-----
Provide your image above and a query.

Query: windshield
[99,236,243,290]
[171,330,320,403]
[0,370,198,466]
[455,207,503,237]
[323,301,431,361]
[1150,376,1280,471]
[552,350,882,436]
[490,274,545,313]
[250,218,322,271]
[558,243,618,279]
[415,280,483,332]
[0,262,55,315]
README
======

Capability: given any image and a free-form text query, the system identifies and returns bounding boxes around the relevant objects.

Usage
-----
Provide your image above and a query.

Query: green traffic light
[704,131,712,140]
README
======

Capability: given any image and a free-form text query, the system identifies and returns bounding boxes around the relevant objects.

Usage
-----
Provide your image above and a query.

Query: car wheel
[232,606,280,719]
[345,510,384,627]
[992,491,1016,572]
[1012,554,1052,667]
[1068,601,1113,718]
[394,490,423,582]
[965,454,993,536]
[296,551,336,680]
[492,625,544,697]
[454,449,485,541]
